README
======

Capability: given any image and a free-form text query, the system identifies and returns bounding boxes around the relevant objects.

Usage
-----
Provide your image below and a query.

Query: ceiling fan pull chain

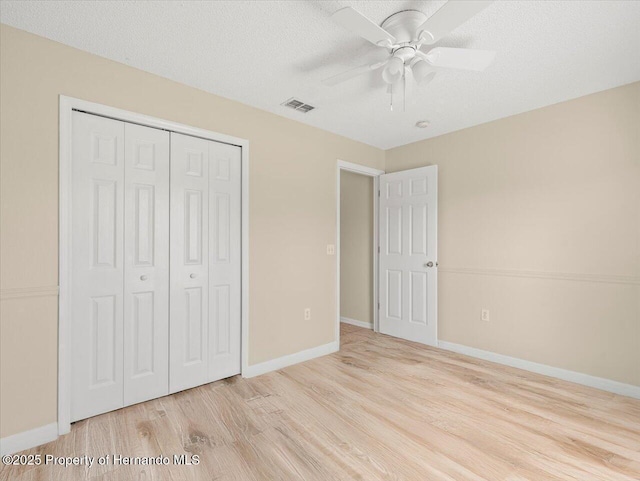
[403,69,407,112]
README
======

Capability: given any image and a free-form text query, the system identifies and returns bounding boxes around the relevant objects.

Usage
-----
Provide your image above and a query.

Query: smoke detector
[415,120,431,128]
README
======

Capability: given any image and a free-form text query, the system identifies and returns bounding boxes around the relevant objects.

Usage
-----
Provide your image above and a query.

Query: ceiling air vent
[281,98,316,113]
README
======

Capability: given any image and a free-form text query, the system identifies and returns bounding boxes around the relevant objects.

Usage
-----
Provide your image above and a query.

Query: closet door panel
[170,133,210,393]
[71,111,125,422]
[208,141,242,381]
[123,123,170,406]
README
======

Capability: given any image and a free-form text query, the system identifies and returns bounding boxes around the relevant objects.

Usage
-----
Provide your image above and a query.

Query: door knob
[190,273,197,279]
[140,275,148,281]
[425,262,434,268]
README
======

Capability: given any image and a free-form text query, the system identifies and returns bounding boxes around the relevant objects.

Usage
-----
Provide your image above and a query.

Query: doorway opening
[340,170,374,329]
[336,160,384,347]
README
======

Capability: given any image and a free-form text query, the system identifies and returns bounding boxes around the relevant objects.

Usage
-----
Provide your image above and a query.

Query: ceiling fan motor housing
[381,10,429,44]
[393,46,417,65]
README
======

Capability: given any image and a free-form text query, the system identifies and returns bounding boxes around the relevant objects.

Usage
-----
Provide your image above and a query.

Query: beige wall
[386,82,640,387]
[340,171,373,324]
[0,24,384,438]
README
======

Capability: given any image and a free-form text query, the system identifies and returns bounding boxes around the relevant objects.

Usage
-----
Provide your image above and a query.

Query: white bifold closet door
[169,133,241,393]
[123,123,170,406]
[207,139,242,381]
[71,112,170,422]
[71,112,241,422]
[71,112,126,421]
[169,133,210,393]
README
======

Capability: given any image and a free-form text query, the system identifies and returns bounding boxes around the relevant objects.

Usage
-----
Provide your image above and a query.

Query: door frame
[336,160,385,346]
[58,96,250,435]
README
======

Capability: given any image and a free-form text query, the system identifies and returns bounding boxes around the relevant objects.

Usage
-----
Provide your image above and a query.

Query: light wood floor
[3,324,639,481]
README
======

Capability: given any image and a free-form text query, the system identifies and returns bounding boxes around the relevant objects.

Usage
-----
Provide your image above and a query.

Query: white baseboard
[438,341,640,400]
[340,317,373,330]
[243,341,339,378]
[0,422,58,456]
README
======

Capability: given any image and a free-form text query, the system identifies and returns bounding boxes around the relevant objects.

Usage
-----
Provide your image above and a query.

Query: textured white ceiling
[1,1,639,149]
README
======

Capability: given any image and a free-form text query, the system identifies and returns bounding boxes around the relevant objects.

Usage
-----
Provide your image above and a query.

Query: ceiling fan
[322,1,496,107]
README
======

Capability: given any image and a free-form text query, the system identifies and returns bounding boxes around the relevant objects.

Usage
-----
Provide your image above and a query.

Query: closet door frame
[58,96,250,435]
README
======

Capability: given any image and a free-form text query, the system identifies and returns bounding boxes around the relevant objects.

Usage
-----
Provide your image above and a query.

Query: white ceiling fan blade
[331,7,396,47]
[418,47,496,71]
[417,1,494,45]
[322,60,389,86]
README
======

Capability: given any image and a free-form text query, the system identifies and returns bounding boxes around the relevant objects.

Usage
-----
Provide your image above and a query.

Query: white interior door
[169,132,210,393]
[71,111,125,421]
[123,123,170,406]
[208,141,242,381]
[379,165,438,346]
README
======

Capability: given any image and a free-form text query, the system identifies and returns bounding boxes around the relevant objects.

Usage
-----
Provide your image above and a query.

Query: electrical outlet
[304,308,311,320]
[481,309,490,322]
[326,244,335,255]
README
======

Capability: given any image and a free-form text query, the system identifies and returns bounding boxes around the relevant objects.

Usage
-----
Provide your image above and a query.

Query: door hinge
[378,246,380,254]
[378,302,380,310]
[378,190,380,197]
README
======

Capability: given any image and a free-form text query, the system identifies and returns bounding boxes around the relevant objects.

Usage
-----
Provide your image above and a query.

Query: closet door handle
[140,275,148,281]
[190,273,197,279]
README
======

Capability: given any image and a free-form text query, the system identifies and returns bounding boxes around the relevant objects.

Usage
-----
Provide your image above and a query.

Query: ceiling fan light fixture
[382,68,403,85]
[412,59,436,85]
[382,56,404,84]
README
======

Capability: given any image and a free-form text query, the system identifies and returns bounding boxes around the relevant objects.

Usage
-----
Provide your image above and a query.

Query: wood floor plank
[2,324,638,481]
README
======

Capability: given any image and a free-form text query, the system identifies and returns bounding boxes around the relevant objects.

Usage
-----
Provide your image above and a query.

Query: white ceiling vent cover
[281,97,316,113]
